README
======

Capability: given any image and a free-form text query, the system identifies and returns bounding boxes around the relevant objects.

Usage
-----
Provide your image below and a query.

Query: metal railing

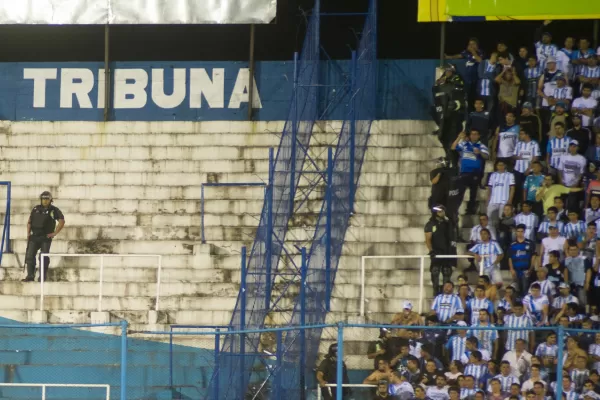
[317,384,376,400]
[39,253,162,312]
[0,181,12,266]
[360,254,484,316]
[0,383,111,400]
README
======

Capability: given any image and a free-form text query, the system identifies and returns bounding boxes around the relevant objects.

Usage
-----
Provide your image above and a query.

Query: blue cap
[556,101,567,108]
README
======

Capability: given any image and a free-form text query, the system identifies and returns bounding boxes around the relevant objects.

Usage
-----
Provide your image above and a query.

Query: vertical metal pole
[155,255,162,311]
[556,325,565,399]
[300,248,307,399]
[169,327,173,388]
[336,323,344,400]
[594,20,599,50]
[213,329,221,400]
[325,147,333,311]
[239,246,247,399]
[289,51,299,216]
[40,256,45,311]
[104,24,110,122]
[265,148,274,310]
[274,330,283,400]
[98,255,104,312]
[247,24,256,121]
[201,184,205,243]
[42,386,46,400]
[120,319,128,400]
[349,50,357,213]
[418,256,425,314]
[439,22,446,67]
[6,182,10,253]
[360,256,365,317]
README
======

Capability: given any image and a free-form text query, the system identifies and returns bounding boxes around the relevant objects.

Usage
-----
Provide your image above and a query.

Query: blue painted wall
[0,60,440,122]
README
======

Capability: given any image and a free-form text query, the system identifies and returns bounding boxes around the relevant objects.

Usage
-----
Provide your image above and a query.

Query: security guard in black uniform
[316,343,350,400]
[23,191,65,282]
[432,64,467,168]
[424,205,456,296]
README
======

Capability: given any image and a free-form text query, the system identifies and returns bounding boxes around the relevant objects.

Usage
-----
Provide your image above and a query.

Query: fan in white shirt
[559,140,587,187]
[501,338,532,379]
[572,85,599,127]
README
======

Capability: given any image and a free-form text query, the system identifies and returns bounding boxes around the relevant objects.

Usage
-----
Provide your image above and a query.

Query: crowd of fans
[321,21,600,400]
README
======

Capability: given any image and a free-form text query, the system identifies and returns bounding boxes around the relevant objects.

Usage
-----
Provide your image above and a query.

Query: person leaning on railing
[316,343,350,400]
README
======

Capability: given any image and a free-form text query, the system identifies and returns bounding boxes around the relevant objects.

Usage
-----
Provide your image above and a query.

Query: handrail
[0,383,110,400]
[317,384,376,400]
[360,254,484,316]
[0,181,11,266]
[39,253,162,312]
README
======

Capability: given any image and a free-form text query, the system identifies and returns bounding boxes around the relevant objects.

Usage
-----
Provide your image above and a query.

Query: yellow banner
[418,0,600,22]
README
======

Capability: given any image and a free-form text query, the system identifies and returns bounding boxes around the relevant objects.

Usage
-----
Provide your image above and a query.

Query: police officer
[316,343,350,400]
[428,157,454,209]
[432,64,467,167]
[424,205,457,296]
[23,191,65,282]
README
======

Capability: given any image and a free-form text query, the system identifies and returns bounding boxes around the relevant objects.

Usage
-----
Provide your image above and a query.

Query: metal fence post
[6,182,10,253]
[418,256,425,314]
[120,319,128,400]
[274,330,283,400]
[169,327,174,389]
[349,50,357,213]
[240,246,247,399]
[325,147,333,311]
[265,148,274,310]
[289,51,299,217]
[98,255,104,312]
[300,248,307,399]
[201,184,205,243]
[336,322,344,400]
[556,325,565,399]
[213,329,221,400]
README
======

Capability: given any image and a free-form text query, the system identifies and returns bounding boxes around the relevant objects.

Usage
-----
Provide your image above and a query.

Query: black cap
[516,224,527,230]
[40,191,52,199]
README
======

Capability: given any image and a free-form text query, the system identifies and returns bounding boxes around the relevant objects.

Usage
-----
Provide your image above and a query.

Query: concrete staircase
[0,119,468,394]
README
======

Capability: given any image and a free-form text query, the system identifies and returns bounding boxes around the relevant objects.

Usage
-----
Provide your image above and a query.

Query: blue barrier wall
[0,60,439,122]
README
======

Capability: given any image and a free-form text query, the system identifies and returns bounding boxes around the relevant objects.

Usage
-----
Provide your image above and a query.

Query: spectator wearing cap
[572,84,598,127]
[558,139,586,190]
[534,21,558,70]
[391,301,423,329]
[466,99,493,146]
[547,73,572,110]
[508,224,537,295]
[515,202,539,242]
[567,113,592,156]
[495,64,521,119]
[553,281,579,311]
[425,205,457,295]
[520,103,542,144]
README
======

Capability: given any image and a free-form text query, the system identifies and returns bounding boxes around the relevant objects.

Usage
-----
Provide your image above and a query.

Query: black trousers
[430,257,454,296]
[459,172,481,213]
[25,235,52,280]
